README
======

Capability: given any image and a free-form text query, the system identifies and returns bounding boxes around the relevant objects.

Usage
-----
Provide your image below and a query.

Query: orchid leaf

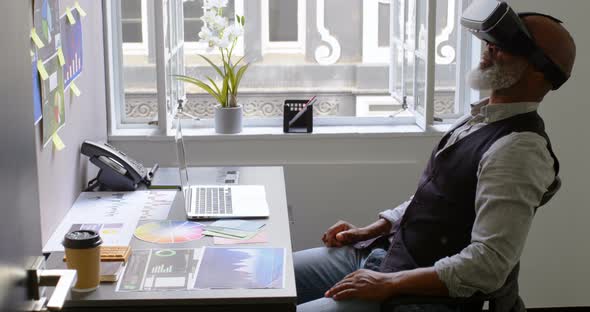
[221,75,230,107]
[235,63,250,94]
[225,61,237,93]
[231,55,246,70]
[173,74,222,104]
[199,54,223,78]
[206,76,221,95]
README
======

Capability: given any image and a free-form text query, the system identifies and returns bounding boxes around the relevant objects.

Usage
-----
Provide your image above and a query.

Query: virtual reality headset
[461,0,568,90]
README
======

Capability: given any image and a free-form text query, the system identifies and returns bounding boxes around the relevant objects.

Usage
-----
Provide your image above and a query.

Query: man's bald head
[523,15,576,79]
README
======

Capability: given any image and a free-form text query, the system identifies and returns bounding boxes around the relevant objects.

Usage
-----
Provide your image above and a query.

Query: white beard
[468,61,528,91]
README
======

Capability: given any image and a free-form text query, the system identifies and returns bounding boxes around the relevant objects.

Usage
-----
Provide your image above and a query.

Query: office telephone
[81,141,152,191]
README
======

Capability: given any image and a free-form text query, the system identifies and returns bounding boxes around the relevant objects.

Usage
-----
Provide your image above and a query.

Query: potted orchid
[174,0,249,134]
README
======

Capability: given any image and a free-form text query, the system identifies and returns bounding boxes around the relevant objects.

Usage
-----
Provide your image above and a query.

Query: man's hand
[325,269,398,301]
[322,221,370,247]
[322,219,392,247]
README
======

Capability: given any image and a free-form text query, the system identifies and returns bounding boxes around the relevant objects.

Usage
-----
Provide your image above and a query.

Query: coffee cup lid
[62,230,103,249]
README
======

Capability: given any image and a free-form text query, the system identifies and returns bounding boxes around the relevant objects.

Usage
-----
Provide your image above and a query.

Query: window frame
[105,0,480,136]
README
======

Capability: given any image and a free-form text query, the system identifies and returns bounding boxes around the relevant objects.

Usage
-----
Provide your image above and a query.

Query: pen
[288,96,317,127]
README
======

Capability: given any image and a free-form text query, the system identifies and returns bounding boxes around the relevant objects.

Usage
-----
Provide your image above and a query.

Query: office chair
[381,177,562,312]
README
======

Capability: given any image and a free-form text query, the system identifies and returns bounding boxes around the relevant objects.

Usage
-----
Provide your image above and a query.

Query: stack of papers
[203,220,268,245]
[43,191,175,253]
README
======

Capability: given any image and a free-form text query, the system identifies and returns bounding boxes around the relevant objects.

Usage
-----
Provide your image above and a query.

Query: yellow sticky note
[52,134,66,151]
[70,82,81,97]
[37,60,49,80]
[57,48,65,66]
[75,1,87,17]
[30,28,45,48]
[66,7,76,24]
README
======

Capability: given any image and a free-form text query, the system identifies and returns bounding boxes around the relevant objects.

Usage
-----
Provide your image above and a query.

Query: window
[261,0,306,54]
[105,0,479,134]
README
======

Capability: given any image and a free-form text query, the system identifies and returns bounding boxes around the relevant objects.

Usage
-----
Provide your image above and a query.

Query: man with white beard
[294,10,577,312]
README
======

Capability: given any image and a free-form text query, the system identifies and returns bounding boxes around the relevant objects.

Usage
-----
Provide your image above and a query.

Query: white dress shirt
[379,98,556,297]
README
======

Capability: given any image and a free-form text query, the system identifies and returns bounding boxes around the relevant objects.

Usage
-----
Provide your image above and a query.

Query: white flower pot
[214,104,243,134]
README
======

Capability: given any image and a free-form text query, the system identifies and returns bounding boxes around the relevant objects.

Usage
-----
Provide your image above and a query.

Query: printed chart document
[116,248,200,292]
[43,192,144,253]
[194,247,285,289]
[139,190,176,221]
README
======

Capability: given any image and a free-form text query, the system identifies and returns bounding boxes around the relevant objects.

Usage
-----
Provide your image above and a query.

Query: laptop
[174,120,270,220]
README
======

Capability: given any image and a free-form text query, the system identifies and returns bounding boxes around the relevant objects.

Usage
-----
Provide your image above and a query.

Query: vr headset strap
[516,12,568,90]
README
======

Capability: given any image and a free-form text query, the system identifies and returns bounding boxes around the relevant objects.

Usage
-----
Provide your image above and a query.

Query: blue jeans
[294,246,459,312]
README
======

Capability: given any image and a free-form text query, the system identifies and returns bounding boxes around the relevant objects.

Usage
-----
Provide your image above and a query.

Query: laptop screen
[175,119,190,193]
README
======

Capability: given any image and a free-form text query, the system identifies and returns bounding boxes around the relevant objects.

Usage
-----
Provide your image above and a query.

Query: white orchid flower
[198,25,213,41]
[225,23,243,42]
[200,9,217,24]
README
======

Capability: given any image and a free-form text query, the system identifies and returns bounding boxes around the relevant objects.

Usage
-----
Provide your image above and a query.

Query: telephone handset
[81,141,150,191]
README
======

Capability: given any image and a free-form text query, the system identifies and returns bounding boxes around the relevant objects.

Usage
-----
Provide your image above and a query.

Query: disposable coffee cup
[62,230,103,292]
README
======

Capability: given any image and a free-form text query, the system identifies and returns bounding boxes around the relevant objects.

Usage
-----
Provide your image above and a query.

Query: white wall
[36,0,107,244]
[510,0,590,308]
[110,0,590,308]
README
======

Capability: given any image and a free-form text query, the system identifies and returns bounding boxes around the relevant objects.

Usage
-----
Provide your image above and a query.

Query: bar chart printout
[116,248,200,292]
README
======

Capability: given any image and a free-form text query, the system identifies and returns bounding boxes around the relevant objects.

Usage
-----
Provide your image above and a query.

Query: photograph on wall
[32,53,42,125]
[41,53,65,146]
[33,0,61,61]
[60,9,83,88]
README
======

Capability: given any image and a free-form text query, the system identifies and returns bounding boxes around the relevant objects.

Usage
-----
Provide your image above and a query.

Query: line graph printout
[194,247,285,289]
[43,192,143,253]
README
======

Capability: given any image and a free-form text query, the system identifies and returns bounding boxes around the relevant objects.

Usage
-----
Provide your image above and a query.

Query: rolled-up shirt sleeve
[434,132,556,297]
[378,197,412,234]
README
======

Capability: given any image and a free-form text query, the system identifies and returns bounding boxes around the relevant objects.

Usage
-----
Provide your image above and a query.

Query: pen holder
[283,100,313,133]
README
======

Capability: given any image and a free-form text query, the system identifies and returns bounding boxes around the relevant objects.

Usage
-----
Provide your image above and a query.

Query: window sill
[108,124,451,142]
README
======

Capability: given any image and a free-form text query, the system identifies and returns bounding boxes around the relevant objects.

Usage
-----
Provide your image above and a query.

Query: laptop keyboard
[191,186,233,215]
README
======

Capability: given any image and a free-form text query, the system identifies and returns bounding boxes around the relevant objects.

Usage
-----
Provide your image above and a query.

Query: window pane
[405,0,416,50]
[434,0,459,117]
[121,1,158,124]
[378,2,390,47]
[122,0,142,43]
[391,43,403,98]
[415,56,426,115]
[269,0,298,41]
[122,23,143,43]
[183,0,204,42]
[404,49,415,99]
[416,0,426,53]
[392,0,403,41]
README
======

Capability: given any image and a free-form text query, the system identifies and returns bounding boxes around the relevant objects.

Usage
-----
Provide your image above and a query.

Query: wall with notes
[34,0,107,244]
